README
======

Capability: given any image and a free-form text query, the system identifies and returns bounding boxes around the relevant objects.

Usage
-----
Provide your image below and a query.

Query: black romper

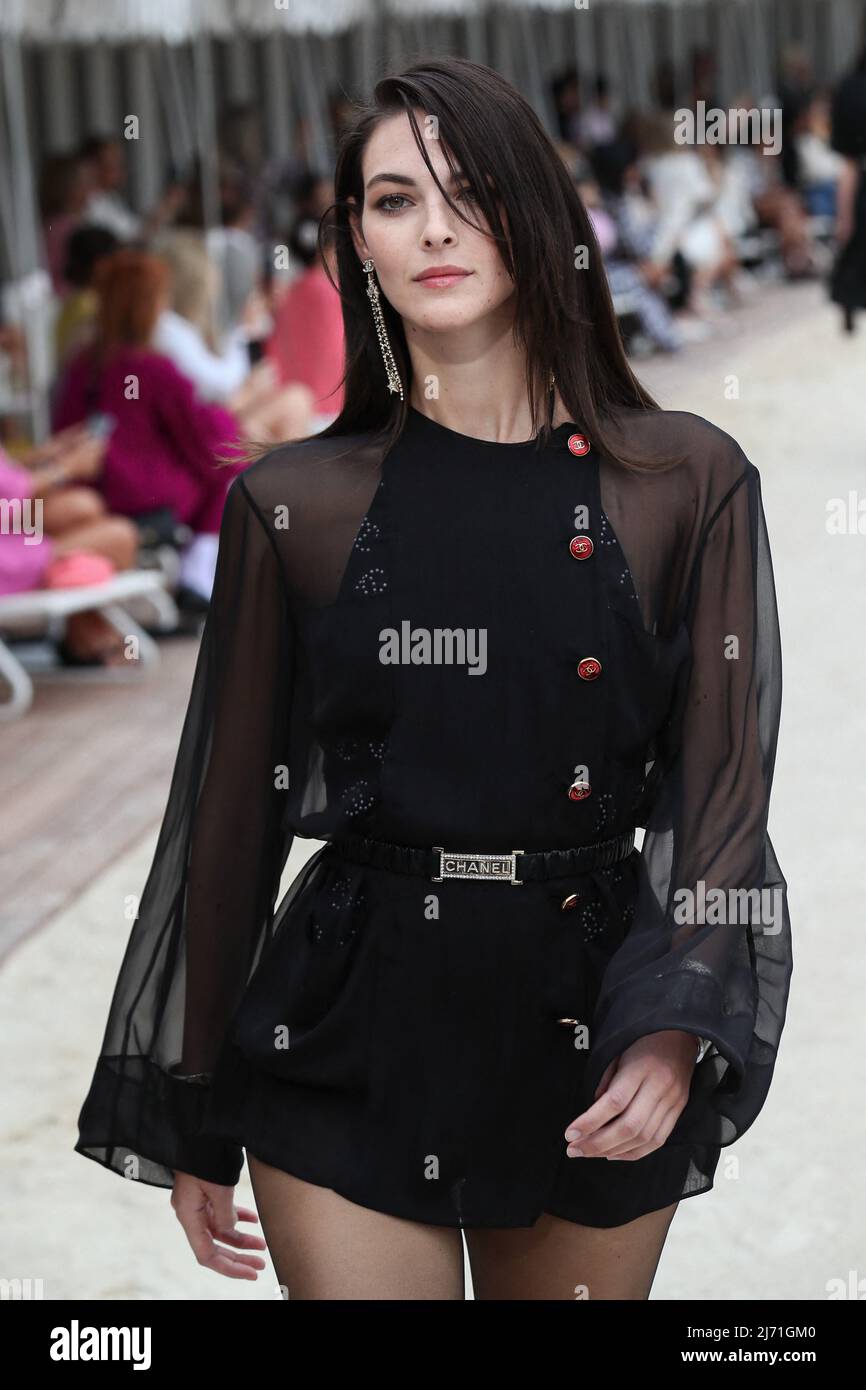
[74,405,793,1230]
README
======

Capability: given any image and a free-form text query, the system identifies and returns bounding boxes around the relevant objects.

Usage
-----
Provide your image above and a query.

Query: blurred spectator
[829,34,866,331]
[80,136,142,240]
[744,129,820,277]
[796,94,843,217]
[266,210,345,428]
[578,163,682,353]
[39,153,93,293]
[0,425,137,663]
[52,249,244,605]
[80,135,183,243]
[154,230,314,441]
[778,42,816,191]
[551,67,581,146]
[578,75,618,152]
[55,225,120,370]
[175,160,263,331]
[689,47,722,111]
[639,118,739,315]
[153,230,249,400]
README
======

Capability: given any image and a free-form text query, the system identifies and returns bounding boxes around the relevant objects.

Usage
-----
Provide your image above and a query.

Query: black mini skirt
[204,839,720,1229]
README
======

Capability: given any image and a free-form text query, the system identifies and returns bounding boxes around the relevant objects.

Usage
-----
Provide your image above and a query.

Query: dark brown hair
[310,55,667,472]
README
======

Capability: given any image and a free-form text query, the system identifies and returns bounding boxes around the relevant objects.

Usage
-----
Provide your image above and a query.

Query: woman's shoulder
[606,404,753,497]
[233,427,387,516]
[602,404,758,545]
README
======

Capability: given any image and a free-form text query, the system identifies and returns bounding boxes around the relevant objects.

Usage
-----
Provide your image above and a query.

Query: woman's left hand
[563,1030,698,1161]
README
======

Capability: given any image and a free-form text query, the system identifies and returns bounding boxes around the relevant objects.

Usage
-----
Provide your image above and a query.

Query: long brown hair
[91,249,168,364]
[312,55,667,472]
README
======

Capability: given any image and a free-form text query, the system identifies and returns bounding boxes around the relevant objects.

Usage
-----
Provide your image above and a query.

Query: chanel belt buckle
[431,847,524,885]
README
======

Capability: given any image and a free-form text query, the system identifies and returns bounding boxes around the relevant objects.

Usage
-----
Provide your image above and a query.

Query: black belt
[329,828,636,885]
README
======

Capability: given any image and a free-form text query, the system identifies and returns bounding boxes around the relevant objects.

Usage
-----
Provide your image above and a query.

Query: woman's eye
[376,194,411,214]
[456,186,480,203]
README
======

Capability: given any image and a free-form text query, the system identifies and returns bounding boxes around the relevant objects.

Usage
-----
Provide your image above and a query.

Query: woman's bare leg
[246,1152,465,1300]
[49,514,140,662]
[464,1202,678,1301]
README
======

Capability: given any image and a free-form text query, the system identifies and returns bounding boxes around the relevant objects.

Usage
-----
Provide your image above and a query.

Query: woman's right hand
[62,431,106,482]
[171,1171,268,1279]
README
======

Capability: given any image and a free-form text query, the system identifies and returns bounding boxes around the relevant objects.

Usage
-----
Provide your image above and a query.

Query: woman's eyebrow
[365,169,468,191]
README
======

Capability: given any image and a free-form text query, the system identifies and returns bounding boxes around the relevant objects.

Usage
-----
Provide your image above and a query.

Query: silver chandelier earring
[362,258,404,400]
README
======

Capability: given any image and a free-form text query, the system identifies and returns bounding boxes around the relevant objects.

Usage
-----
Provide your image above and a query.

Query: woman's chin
[403,303,500,336]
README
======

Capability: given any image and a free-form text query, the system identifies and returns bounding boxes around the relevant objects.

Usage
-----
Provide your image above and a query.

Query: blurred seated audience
[266,209,345,430]
[153,229,313,441]
[79,135,184,243]
[739,128,821,276]
[0,425,137,664]
[55,225,120,370]
[576,165,683,353]
[52,249,244,607]
[39,153,94,295]
[795,93,844,217]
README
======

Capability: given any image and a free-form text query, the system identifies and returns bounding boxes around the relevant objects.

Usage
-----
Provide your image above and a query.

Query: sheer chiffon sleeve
[74,470,295,1188]
[584,458,792,1147]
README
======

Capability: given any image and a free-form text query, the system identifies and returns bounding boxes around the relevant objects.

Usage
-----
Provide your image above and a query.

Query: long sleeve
[151,356,244,482]
[584,460,793,1148]
[74,471,296,1188]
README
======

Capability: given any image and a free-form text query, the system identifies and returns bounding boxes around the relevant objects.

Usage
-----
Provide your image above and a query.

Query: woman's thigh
[464,1202,679,1301]
[246,1152,466,1300]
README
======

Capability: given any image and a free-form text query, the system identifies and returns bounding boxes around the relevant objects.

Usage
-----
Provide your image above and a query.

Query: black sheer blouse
[74,405,792,1191]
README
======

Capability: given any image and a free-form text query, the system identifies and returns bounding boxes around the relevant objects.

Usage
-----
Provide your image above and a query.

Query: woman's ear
[347,196,370,265]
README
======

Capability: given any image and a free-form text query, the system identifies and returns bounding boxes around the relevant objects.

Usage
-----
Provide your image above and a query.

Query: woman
[54,224,120,370]
[153,229,314,442]
[39,152,93,294]
[266,208,346,428]
[0,426,137,663]
[74,58,792,1301]
[53,249,244,605]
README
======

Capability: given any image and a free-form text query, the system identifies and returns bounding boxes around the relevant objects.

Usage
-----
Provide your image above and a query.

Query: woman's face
[350,109,515,337]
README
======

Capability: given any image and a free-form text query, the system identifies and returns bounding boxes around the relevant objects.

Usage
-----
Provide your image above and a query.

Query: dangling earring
[549,370,556,391]
[362,258,404,400]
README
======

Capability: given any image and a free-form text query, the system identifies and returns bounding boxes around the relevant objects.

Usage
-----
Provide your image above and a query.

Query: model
[75,56,793,1301]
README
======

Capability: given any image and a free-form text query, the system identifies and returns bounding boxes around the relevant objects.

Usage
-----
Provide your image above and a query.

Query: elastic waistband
[328,828,636,884]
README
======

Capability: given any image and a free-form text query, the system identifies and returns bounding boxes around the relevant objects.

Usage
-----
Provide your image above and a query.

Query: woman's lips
[414,269,473,289]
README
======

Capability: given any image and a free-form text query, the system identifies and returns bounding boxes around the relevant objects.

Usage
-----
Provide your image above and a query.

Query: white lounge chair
[0,569,176,720]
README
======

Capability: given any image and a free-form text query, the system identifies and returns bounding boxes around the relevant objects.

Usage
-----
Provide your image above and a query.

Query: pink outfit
[0,449,56,596]
[266,263,345,414]
[53,347,244,533]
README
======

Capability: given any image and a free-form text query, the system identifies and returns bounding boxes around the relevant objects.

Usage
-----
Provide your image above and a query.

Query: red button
[568,779,592,800]
[561,893,580,910]
[567,433,590,456]
[577,656,602,680]
[569,534,594,560]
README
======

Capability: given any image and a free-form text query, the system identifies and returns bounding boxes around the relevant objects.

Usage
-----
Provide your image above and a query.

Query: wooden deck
[0,637,199,959]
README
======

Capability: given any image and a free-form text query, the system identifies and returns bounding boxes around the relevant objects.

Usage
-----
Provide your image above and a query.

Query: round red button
[561,893,580,910]
[577,656,602,680]
[567,433,590,456]
[568,779,592,800]
[569,534,594,560]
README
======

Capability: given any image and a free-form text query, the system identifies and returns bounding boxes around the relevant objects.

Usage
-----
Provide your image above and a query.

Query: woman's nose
[420,201,458,248]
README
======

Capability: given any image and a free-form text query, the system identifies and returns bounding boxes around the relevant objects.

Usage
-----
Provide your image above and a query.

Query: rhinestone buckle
[431,848,524,884]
